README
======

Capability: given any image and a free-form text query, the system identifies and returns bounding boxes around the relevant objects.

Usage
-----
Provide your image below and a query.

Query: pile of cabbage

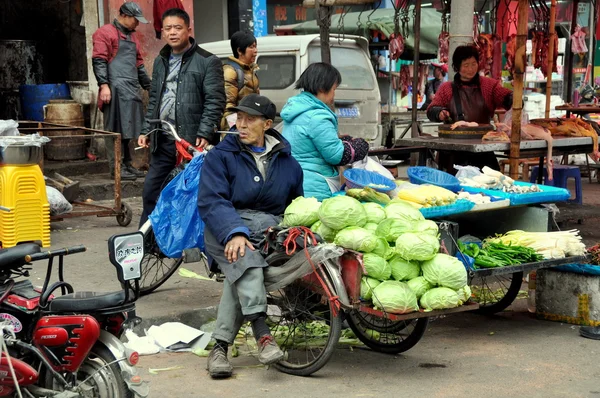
[283,195,471,314]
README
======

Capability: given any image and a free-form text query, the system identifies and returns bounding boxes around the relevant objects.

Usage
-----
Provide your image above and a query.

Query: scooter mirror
[108,232,144,284]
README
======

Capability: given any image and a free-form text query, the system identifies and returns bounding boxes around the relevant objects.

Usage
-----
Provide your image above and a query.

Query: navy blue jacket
[198,129,304,245]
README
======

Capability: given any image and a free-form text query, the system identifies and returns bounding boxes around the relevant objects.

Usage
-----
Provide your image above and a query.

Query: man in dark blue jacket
[198,94,303,379]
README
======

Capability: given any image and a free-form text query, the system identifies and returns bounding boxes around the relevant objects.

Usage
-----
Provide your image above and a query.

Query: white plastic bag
[352,156,395,181]
[454,165,482,180]
[46,186,72,216]
[0,120,19,137]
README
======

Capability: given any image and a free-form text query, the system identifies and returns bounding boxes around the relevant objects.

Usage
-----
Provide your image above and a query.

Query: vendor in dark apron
[92,2,151,180]
[426,45,514,174]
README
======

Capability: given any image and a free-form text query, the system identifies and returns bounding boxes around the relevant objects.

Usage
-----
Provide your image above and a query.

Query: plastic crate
[343,169,395,193]
[460,181,570,206]
[419,199,475,219]
[407,167,461,192]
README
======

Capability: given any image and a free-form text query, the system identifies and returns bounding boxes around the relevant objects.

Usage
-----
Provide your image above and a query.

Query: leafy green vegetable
[421,253,468,290]
[407,276,432,299]
[360,276,381,300]
[282,197,321,227]
[412,220,439,236]
[362,253,391,280]
[384,201,424,222]
[420,287,462,311]
[389,255,420,281]
[372,237,391,259]
[362,202,386,224]
[456,285,472,303]
[319,196,367,230]
[395,233,439,261]
[375,218,415,242]
[363,222,379,233]
[371,280,419,314]
[311,220,337,242]
[334,227,378,252]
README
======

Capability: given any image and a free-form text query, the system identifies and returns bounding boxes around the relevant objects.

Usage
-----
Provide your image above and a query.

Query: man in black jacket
[138,8,226,226]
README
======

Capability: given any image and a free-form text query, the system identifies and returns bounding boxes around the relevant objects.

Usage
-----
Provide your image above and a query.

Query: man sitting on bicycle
[198,94,304,379]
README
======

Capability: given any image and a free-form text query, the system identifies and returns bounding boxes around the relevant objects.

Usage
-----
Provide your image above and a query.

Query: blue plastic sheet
[149,155,205,258]
[554,263,600,276]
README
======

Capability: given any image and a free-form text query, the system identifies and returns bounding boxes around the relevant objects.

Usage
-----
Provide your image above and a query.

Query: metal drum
[43,100,86,160]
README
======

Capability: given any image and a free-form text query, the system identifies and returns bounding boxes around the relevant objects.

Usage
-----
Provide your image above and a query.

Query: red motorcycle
[0,229,148,397]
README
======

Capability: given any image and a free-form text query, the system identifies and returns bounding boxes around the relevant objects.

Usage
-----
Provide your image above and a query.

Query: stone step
[76,173,145,202]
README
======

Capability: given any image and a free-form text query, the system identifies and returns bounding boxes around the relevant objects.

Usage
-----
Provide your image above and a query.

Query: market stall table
[555,105,600,118]
[395,136,593,183]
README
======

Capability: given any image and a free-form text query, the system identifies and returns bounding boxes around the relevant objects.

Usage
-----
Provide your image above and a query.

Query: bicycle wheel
[469,271,524,315]
[139,166,185,296]
[265,253,342,377]
[346,310,429,354]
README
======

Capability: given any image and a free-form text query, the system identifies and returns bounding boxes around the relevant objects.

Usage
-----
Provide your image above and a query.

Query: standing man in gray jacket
[138,7,226,226]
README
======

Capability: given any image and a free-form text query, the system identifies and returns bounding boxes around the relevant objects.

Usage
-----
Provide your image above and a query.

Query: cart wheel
[139,225,183,296]
[469,271,524,315]
[116,202,133,227]
[346,310,429,354]
[265,253,342,377]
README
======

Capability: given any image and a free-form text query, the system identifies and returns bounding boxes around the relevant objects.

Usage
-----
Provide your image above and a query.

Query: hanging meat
[389,33,405,61]
[399,65,411,98]
[438,32,450,63]
[418,64,429,98]
[571,24,588,54]
[504,34,517,76]
[491,34,503,80]
[477,34,493,76]
[532,31,558,78]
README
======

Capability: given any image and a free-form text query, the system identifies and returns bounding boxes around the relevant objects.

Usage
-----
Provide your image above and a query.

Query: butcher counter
[393,136,594,183]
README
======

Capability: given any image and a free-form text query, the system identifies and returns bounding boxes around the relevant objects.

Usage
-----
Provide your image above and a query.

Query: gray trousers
[204,210,280,344]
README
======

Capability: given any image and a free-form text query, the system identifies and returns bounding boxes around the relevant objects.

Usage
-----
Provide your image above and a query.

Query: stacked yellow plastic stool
[0,145,50,248]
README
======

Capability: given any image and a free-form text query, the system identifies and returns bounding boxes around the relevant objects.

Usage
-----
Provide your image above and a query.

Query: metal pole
[509,0,529,180]
[448,0,475,80]
[545,0,557,119]
[316,0,332,64]
[411,0,422,138]
[565,0,580,103]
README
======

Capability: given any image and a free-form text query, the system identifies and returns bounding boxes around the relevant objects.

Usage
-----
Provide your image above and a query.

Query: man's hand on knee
[225,236,254,263]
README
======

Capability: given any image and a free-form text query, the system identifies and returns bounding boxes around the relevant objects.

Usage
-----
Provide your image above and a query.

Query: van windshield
[308,46,375,90]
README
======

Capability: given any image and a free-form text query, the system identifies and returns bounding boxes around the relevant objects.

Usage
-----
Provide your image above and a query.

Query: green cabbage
[421,253,468,290]
[395,233,439,261]
[319,196,367,230]
[389,255,420,281]
[362,253,391,280]
[384,201,424,222]
[362,203,386,224]
[375,218,415,242]
[412,220,439,236]
[360,276,381,300]
[334,227,378,253]
[371,281,419,314]
[371,237,392,260]
[310,220,337,242]
[420,287,462,311]
[282,197,321,227]
[407,276,433,299]
[456,285,472,303]
[363,222,379,233]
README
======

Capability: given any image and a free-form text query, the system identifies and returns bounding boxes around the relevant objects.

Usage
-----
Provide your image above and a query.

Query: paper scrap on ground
[178,267,213,281]
[123,330,161,355]
[147,322,210,351]
[149,366,184,375]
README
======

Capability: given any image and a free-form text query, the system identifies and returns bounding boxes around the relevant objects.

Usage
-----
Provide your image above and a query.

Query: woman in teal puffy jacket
[281,63,369,201]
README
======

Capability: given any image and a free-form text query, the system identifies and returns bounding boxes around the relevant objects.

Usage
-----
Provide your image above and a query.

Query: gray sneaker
[257,335,284,365]
[206,347,233,378]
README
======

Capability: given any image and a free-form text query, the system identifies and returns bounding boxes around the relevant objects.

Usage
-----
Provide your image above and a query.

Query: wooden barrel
[43,99,86,160]
[438,124,493,139]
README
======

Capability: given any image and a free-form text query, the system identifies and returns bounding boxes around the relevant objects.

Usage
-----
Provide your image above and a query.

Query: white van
[199,34,382,143]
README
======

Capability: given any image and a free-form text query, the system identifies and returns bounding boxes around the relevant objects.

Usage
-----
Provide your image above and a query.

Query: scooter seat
[0,243,40,270]
[48,291,126,312]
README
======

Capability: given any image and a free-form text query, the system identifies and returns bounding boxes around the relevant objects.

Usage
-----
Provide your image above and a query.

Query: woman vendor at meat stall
[426,45,514,172]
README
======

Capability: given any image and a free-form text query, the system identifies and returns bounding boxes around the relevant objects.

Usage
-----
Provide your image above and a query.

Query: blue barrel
[19,84,71,121]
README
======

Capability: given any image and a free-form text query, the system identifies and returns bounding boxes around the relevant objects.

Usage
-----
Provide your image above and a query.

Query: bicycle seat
[0,243,40,270]
[47,291,126,312]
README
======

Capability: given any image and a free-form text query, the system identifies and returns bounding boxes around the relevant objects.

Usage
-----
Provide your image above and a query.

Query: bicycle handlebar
[25,245,87,263]
[147,119,182,142]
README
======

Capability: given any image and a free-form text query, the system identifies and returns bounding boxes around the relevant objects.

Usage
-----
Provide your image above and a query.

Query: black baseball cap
[120,2,148,24]
[231,94,277,121]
